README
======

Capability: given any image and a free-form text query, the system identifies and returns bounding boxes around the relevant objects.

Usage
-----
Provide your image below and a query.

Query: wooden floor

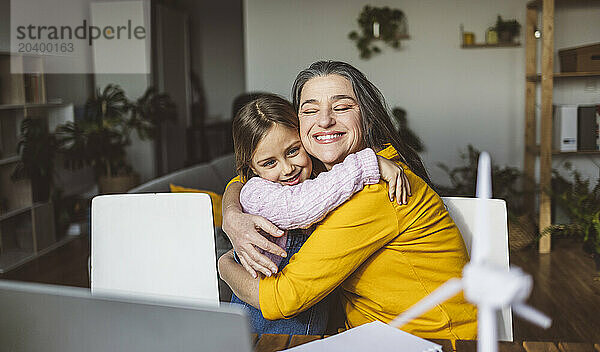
[0,235,90,288]
[511,239,600,342]
[1,236,599,342]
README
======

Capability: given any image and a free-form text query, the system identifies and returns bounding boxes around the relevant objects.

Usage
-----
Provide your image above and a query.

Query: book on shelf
[553,105,578,152]
[596,105,600,151]
[23,74,43,104]
[577,105,598,151]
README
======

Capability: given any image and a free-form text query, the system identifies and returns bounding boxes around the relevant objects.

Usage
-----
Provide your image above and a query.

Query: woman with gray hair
[219,61,477,340]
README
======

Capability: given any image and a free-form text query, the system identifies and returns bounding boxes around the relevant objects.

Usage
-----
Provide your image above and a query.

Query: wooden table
[253,334,600,352]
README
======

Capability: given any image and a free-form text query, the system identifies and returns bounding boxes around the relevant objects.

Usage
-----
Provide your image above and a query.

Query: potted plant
[495,15,521,43]
[542,164,600,273]
[11,117,58,202]
[57,84,176,193]
[437,145,536,251]
[348,5,408,59]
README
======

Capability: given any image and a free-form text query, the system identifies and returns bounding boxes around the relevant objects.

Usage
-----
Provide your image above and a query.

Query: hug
[218,60,477,340]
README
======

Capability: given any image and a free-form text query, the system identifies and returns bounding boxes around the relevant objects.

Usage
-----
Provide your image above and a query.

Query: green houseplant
[543,165,600,272]
[57,84,176,193]
[437,145,536,250]
[348,5,408,59]
[495,15,521,43]
[11,117,58,202]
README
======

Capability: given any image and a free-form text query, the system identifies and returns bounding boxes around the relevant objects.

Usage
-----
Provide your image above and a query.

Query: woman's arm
[222,181,286,278]
[258,182,405,319]
[240,148,410,230]
[218,249,260,308]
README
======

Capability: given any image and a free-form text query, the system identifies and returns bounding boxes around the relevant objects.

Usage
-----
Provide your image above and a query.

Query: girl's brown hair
[232,94,299,181]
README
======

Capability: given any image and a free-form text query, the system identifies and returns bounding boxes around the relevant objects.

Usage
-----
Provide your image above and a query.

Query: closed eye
[301,109,318,115]
[333,104,353,112]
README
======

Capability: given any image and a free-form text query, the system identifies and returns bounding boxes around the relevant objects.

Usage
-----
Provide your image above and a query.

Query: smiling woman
[225,93,408,335]
[219,61,476,340]
[291,61,432,189]
[297,75,364,169]
[298,75,364,169]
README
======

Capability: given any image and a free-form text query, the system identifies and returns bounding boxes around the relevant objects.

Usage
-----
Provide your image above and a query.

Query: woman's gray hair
[291,60,434,189]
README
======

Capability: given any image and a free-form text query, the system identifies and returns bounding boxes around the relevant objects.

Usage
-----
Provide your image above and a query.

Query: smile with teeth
[314,132,345,142]
[281,172,301,184]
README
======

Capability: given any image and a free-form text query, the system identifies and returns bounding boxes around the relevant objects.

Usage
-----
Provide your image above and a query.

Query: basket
[508,214,537,251]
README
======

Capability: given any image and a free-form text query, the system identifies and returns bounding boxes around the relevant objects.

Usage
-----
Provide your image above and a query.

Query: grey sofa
[128,154,237,301]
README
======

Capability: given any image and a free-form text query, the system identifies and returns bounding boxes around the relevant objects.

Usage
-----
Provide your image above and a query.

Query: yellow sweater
[232,146,477,340]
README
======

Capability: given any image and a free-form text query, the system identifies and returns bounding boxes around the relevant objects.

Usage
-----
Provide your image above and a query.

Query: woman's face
[297,74,364,170]
[250,124,313,186]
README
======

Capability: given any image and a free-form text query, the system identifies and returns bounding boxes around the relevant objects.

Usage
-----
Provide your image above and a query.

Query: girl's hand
[222,206,286,279]
[377,156,412,205]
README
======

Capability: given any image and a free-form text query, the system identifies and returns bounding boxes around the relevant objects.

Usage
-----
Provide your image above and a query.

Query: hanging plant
[348,5,408,59]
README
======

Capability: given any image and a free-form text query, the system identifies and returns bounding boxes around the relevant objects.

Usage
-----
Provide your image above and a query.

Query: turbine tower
[390,152,551,352]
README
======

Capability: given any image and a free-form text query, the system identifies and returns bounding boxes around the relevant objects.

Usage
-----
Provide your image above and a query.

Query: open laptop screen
[0,280,252,352]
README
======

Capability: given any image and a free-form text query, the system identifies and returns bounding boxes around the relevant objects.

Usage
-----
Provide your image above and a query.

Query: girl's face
[250,124,313,186]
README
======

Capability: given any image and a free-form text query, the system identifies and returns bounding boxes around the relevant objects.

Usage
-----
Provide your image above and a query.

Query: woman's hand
[377,156,412,205]
[222,201,287,279]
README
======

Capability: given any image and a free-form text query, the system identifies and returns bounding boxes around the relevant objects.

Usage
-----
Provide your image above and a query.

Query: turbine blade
[388,278,463,328]
[476,151,492,199]
[472,151,492,264]
[513,303,552,329]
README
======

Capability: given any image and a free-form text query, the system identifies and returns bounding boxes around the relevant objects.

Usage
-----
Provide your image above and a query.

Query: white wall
[244,0,600,186]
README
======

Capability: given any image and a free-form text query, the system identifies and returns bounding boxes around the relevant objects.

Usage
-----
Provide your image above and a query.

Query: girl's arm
[240,148,408,230]
[222,181,285,278]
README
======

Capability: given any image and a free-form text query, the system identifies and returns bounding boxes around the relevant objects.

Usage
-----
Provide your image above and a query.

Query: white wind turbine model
[389,152,552,352]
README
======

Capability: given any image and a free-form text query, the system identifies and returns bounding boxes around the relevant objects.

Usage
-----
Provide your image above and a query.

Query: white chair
[91,193,219,306]
[442,197,513,342]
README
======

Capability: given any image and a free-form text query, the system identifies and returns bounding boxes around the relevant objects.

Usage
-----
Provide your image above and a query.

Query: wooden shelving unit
[0,52,74,273]
[526,71,600,81]
[552,150,600,156]
[523,0,600,253]
[461,42,521,49]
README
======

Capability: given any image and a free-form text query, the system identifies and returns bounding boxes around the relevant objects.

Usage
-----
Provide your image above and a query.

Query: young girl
[226,94,409,335]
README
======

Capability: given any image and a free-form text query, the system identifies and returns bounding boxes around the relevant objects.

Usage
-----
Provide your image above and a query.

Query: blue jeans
[230,230,329,335]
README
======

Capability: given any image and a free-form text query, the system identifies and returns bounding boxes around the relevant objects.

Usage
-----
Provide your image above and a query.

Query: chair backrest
[91,193,219,306]
[441,197,513,342]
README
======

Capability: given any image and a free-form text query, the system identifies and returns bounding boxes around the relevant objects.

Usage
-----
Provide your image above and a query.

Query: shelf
[534,145,600,155]
[527,0,600,9]
[553,150,600,156]
[0,155,20,166]
[0,204,34,222]
[527,71,600,81]
[0,51,49,58]
[0,250,35,273]
[0,102,65,111]
[0,235,77,273]
[461,42,521,49]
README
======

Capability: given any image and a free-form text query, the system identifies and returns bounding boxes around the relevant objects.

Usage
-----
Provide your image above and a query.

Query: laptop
[0,280,252,352]
[91,193,220,305]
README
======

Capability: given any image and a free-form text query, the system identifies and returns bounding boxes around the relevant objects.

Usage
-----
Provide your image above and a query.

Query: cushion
[169,184,223,227]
